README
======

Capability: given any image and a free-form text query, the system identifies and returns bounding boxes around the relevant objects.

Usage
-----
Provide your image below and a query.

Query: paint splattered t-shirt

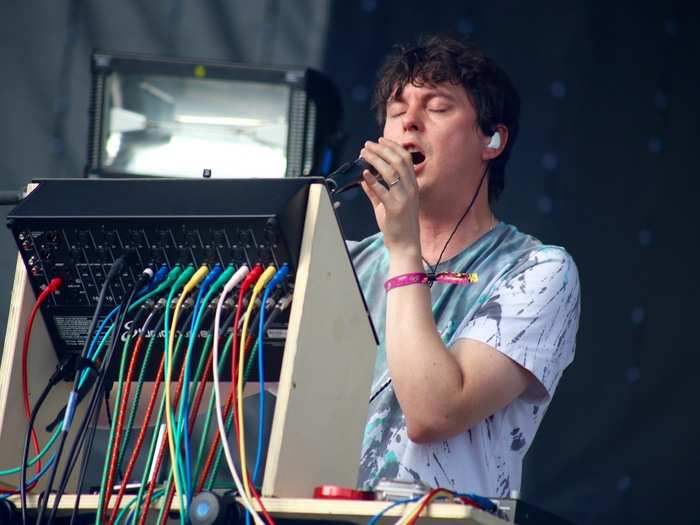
[348,222,580,497]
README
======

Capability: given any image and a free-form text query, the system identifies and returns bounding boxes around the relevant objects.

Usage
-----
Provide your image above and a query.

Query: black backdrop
[325,3,700,523]
[1,2,699,524]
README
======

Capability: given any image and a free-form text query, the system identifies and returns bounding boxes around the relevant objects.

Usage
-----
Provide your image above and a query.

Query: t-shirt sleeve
[454,246,581,402]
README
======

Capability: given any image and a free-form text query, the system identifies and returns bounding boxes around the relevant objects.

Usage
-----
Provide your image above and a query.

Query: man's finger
[361,170,389,206]
[361,147,402,189]
[360,180,382,209]
[379,137,413,164]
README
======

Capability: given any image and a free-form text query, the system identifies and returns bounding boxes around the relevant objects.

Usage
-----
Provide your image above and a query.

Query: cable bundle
[3,254,292,525]
[369,488,498,525]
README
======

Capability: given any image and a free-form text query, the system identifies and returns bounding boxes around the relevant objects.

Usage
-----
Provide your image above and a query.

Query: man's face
[382,81,485,198]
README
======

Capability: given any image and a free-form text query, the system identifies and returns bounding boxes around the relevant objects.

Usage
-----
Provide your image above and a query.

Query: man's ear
[482,124,508,161]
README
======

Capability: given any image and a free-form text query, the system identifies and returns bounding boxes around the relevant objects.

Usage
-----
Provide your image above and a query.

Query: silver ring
[389,177,401,187]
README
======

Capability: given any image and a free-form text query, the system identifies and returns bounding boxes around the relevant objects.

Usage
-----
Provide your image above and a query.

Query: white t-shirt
[349,223,580,497]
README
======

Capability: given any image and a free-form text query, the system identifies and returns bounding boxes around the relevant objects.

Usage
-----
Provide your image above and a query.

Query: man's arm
[385,251,534,443]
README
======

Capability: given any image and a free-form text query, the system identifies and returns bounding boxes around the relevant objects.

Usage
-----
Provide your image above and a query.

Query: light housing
[86,51,342,180]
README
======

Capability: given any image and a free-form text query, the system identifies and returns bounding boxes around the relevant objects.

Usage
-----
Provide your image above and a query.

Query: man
[348,35,580,497]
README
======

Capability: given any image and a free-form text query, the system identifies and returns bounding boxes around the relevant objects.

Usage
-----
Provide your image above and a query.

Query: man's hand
[360,137,421,259]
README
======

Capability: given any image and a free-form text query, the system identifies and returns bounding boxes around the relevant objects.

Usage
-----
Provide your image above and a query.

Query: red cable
[21,277,62,487]
[102,334,147,516]
[160,295,248,522]
[405,488,457,525]
[151,268,265,523]
[193,320,276,525]
[196,279,250,492]
[137,437,168,525]
[138,351,189,524]
[107,347,166,525]
[405,489,441,525]
[248,476,276,525]
[231,265,263,384]
[157,338,225,524]
[190,392,275,525]
[138,443,168,525]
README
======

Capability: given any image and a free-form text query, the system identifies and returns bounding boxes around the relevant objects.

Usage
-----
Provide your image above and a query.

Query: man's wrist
[388,248,423,276]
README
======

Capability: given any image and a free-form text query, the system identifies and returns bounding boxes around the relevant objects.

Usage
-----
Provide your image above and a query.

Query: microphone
[325,152,424,195]
[325,157,378,195]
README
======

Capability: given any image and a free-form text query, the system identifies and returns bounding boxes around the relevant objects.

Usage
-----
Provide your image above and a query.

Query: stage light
[86,52,342,180]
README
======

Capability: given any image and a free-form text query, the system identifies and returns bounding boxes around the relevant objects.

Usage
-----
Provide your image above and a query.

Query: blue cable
[364,491,496,525]
[85,306,120,361]
[138,264,169,295]
[0,454,57,500]
[455,492,498,513]
[75,267,162,397]
[367,496,422,525]
[79,265,166,387]
[179,264,221,505]
[3,270,163,509]
[252,264,289,486]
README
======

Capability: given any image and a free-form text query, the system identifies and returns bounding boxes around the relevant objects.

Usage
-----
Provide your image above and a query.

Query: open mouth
[410,151,426,165]
[403,143,426,172]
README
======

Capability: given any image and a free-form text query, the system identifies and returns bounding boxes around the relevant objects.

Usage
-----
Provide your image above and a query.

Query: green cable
[182,332,216,484]
[93,268,183,524]
[204,403,235,491]
[0,267,182,478]
[94,268,183,524]
[0,428,59,475]
[155,332,191,525]
[173,266,234,509]
[154,467,176,525]
[190,333,219,484]
[175,267,234,459]
[163,265,196,520]
[193,330,235,485]
[95,333,134,524]
[79,266,183,392]
[205,330,264,491]
[157,320,228,524]
[127,389,167,525]
[115,305,164,475]
[129,330,188,525]
[113,488,164,525]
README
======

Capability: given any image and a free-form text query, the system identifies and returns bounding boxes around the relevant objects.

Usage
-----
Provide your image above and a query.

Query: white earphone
[487,131,501,150]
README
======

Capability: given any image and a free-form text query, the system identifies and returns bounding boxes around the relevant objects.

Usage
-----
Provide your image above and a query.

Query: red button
[313,485,375,500]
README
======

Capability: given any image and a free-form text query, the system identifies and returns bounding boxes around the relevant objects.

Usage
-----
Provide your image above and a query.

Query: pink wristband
[383,272,429,292]
[384,271,479,292]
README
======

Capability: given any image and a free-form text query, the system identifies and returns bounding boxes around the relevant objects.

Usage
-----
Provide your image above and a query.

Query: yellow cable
[237,265,276,496]
[165,264,209,509]
[398,489,455,525]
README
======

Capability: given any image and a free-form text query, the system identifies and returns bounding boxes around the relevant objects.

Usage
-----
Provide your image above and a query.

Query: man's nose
[401,106,423,132]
